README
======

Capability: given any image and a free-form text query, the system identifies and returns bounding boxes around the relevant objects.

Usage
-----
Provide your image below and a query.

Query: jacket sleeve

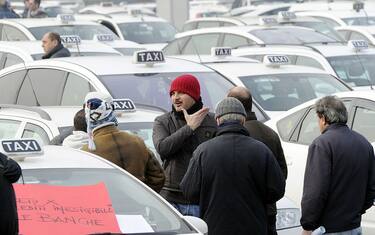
[300,142,331,231]
[265,150,285,204]
[0,153,22,183]
[152,116,194,160]
[144,150,165,193]
[363,146,375,212]
[180,148,202,204]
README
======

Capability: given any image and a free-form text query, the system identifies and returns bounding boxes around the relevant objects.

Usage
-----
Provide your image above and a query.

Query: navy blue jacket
[0,5,19,19]
[301,123,375,232]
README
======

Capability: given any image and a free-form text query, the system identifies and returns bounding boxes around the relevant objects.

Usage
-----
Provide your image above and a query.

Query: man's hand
[182,107,209,131]
[301,230,312,235]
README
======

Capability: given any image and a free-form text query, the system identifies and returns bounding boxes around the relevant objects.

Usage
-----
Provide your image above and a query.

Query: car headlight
[276,208,301,230]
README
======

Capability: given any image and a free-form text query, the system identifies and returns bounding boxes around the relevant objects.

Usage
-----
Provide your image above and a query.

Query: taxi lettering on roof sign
[58,14,75,23]
[95,34,115,42]
[264,55,290,67]
[61,35,81,44]
[113,99,136,112]
[1,139,42,154]
[134,51,165,65]
[259,17,277,25]
[348,40,368,51]
[278,11,296,20]
[211,47,231,57]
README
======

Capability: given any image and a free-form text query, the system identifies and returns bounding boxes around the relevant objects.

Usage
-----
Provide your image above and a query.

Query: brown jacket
[82,125,165,192]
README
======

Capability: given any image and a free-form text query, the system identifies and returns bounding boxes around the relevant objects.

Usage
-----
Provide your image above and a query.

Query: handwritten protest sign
[14,182,121,235]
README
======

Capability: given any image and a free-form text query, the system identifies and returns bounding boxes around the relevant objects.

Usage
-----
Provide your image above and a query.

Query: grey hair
[217,113,245,125]
[315,96,348,124]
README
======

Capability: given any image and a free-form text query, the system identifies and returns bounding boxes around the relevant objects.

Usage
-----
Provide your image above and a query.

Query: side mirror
[184,216,208,234]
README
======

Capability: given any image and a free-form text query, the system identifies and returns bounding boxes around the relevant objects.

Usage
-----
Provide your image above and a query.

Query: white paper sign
[116,215,154,233]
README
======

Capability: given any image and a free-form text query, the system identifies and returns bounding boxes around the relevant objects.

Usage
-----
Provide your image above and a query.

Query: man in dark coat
[180,97,285,235]
[228,86,287,235]
[22,0,47,18]
[152,74,217,216]
[301,96,375,235]
[0,152,22,235]
[0,0,19,18]
[41,32,71,59]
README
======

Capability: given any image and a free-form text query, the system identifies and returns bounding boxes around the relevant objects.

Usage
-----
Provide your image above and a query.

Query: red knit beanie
[169,74,201,101]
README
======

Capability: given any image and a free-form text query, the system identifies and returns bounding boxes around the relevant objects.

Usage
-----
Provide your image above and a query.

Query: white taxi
[265,91,375,235]
[0,15,118,41]
[174,49,351,118]
[336,25,375,45]
[163,25,338,55]
[1,139,208,234]
[91,34,145,55]
[227,3,291,17]
[78,2,156,16]
[233,40,375,90]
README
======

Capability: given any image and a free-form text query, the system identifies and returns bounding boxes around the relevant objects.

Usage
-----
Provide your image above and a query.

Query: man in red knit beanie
[152,74,217,216]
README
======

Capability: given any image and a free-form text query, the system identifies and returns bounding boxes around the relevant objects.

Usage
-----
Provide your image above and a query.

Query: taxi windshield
[250,27,338,44]
[29,25,119,40]
[342,17,375,26]
[99,72,234,111]
[239,73,350,111]
[19,168,197,234]
[117,22,177,44]
[327,54,375,87]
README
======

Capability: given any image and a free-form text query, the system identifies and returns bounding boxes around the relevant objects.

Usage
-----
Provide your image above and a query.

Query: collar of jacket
[322,122,347,134]
[216,121,249,137]
[42,43,64,59]
[93,124,118,137]
[245,111,257,121]
[172,97,203,120]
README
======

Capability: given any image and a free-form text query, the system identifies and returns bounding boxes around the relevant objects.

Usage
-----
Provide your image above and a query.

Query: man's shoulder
[154,111,173,123]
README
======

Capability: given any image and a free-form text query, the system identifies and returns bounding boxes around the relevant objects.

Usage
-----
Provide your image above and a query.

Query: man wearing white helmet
[81,92,165,192]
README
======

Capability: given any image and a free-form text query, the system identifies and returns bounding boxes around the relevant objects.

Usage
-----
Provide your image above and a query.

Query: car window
[352,106,375,142]
[26,69,67,106]
[29,25,118,40]
[1,25,28,41]
[4,53,23,68]
[297,108,320,145]
[118,22,177,44]
[22,123,50,145]
[0,70,26,104]
[162,37,190,55]
[259,6,290,16]
[61,73,92,106]
[276,108,306,141]
[349,31,368,41]
[295,56,324,70]
[20,168,196,234]
[182,33,220,54]
[290,21,344,42]
[223,34,253,49]
[342,17,375,26]
[197,21,221,29]
[222,22,237,27]
[312,16,340,28]
[0,119,21,139]
[99,72,233,111]
[328,55,375,87]
[338,30,351,41]
[239,73,350,111]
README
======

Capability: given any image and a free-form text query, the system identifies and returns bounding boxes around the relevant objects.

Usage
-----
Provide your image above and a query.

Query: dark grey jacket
[244,111,288,216]
[180,122,285,235]
[153,106,216,204]
[0,153,22,235]
[42,44,71,59]
[301,123,375,232]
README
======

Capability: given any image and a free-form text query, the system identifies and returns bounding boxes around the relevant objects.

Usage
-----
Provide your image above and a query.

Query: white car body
[12,145,207,234]
[228,3,291,17]
[78,3,156,17]
[265,91,375,234]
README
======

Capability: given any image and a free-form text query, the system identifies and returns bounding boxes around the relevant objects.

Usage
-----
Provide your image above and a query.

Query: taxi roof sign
[348,40,368,51]
[278,11,296,21]
[259,17,277,26]
[1,139,43,157]
[211,47,231,57]
[58,14,75,23]
[94,34,115,42]
[263,55,290,67]
[133,50,165,67]
[61,35,81,45]
[113,99,136,112]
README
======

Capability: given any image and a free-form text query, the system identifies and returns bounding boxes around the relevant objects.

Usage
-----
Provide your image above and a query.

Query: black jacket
[180,122,285,235]
[244,111,288,216]
[42,44,71,59]
[0,152,22,235]
[152,101,217,203]
[301,123,375,233]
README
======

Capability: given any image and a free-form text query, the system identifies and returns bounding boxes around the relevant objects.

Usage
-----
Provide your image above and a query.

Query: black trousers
[268,214,277,235]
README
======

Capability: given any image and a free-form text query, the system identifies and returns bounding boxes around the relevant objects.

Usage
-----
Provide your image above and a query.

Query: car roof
[337,25,375,34]
[297,10,375,19]
[103,15,167,24]
[16,145,114,169]
[312,44,375,57]
[0,18,101,28]
[0,105,53,122]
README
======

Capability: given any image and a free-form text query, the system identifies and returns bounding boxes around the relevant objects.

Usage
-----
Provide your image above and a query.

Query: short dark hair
[315,96,348,124]
[34,0,41,6]
[47,32,61,44]
[227,86,252,112]
[74,109,87,132]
